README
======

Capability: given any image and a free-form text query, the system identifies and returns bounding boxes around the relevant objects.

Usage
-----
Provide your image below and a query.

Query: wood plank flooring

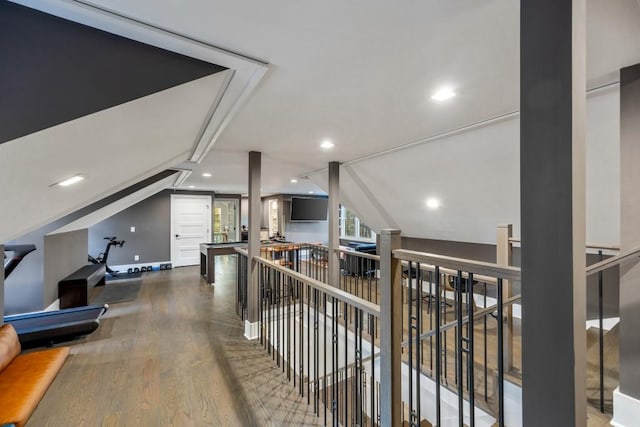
[29,258,322,426]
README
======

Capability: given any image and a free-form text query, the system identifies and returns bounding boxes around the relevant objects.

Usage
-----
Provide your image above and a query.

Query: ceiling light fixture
[56,175,84,187]
[290,179,298,183]
[308,191,315,194]
[426,198,441,209]
[320,139,334,149]
[189,185,195,189]
[431,87,456,102]
[202,173,212,178]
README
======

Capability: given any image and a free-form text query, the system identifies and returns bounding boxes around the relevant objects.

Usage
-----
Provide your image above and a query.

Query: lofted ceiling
[5,0,640,244]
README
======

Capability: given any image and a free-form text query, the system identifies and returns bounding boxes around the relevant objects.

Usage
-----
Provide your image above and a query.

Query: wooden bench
[58,264,106,309]
[0,324,69,427]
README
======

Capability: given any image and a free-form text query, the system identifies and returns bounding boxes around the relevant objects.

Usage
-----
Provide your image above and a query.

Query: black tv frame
[289,197,328,222]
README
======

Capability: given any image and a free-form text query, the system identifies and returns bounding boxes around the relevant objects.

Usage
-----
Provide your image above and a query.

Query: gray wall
[283,198,328,243]
[402,236,496,262]
[88,190,241,266]
[286,221,328,244]
[6,223,61,314]
[89,191,171,266]
[44,230,88,307]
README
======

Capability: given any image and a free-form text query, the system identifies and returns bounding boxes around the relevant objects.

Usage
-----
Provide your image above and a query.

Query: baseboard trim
[244,320,259,340]
[612,387,640,427]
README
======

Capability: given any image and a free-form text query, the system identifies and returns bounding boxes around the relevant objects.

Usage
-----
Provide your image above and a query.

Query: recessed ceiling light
[290,179,298,183]
[308,191,314,194]
[426,198,441,209]
[320,139,334,149]
[56,175,84,187]
[431,87,456,102]
[189,185,195,189]
[202,173,212,178]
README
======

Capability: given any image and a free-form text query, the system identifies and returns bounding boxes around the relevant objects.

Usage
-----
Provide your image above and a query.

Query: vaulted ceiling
[3,0,640,244]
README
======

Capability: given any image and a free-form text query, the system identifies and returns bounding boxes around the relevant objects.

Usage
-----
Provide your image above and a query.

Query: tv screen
[290,198,328,221]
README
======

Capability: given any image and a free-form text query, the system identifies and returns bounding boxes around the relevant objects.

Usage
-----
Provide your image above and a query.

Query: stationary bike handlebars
[89,237,125,275]
[3,244,37,279]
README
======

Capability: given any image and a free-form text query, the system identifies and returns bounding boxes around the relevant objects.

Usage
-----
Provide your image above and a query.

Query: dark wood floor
[29,257,322,426]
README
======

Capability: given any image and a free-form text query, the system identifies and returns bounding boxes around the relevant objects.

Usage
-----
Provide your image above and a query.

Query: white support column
[328,162,340,286]
[496,224,513,372]
[245,151,261,340]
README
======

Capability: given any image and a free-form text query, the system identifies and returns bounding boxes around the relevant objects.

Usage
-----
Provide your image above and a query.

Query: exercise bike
[88,236,125,276]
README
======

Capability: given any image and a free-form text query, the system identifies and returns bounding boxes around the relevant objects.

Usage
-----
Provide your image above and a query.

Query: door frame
[170,194,212,267]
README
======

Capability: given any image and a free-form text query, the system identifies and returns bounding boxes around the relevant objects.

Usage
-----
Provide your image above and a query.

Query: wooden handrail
[252,254,381,317]
[400,260,500,285]
[586,244,640,276]
[334,246,381,261]
[509,237,620,252]
[393,249,521,281]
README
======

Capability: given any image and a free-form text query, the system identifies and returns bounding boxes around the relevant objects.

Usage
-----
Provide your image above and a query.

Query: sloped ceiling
[1,0,268,245]
[0,72,229,243]
[5,0,640,246]
[310,88,620,245]
[50,173,178,234]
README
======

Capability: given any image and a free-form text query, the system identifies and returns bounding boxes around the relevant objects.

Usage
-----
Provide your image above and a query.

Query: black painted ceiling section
[0,1,226,144]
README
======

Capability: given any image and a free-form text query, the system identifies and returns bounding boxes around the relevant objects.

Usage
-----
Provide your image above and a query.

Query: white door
[171,195,211,267]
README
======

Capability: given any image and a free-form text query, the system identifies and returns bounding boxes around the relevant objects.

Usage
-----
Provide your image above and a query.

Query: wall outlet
[130,226,136,232]
[134,255,140,261]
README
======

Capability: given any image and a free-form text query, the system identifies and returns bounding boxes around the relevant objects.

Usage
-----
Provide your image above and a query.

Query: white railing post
[379,229,402,426]
[497,224,513,372]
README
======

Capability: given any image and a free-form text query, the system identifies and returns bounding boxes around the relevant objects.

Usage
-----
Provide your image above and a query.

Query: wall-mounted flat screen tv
[290,197,328,221]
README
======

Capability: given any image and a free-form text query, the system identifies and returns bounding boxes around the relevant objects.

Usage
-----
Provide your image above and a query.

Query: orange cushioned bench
[0,323,69,427]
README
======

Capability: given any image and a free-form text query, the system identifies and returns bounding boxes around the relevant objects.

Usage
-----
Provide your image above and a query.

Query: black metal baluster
[408,261,414,424]
[467,273,475,427]
[429,270,433,373]
[268,269,272,357]
[344,301,348,426]
[598,250,605,413]
[370,314,375,427]
[300,283,304,396]
[332,297,338,426]
[456,270,464,426]
[497,278,504,427]
[293,280,298,388]
[277,271,281,367]
[483,283,488,402]
[315,289,320,416]
[324,292,328,425]
[307,284,311,404]
[416,264,422,425]
[443,273,448,386]
[435,266,442,426]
